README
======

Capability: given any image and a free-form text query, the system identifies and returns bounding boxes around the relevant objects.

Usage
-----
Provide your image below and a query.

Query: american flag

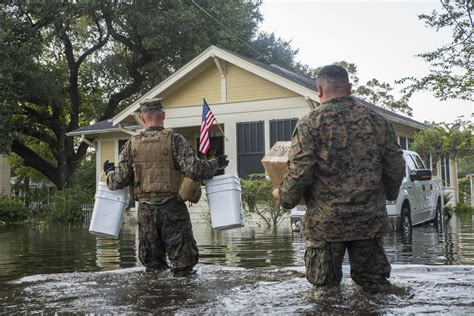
[198,99,216,154]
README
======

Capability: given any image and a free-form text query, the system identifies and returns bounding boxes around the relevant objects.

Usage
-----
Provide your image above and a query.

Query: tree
[241,174,288,229]
[0,0,304,190]
[411,119,473,170]
[399,0,473,101]
[314,62,412,115]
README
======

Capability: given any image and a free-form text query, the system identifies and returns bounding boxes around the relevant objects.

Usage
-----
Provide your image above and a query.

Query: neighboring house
[67,45,458,203]
[0,155,11,196]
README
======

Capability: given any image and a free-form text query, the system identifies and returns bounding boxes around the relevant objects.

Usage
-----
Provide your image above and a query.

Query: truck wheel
[399,207,412,235]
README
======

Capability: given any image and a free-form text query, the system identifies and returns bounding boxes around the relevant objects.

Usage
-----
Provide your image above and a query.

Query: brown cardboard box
[261,141,291,189]
[261,141,306,206]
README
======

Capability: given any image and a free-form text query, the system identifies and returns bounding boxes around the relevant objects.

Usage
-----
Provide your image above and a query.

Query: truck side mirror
[410,169,432,181]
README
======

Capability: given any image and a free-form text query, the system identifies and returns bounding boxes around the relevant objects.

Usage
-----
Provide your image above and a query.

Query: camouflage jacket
[107,126,218,204]
[280,96,405,242]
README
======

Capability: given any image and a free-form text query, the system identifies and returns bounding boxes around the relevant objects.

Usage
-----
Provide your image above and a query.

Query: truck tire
[399,207,412,235]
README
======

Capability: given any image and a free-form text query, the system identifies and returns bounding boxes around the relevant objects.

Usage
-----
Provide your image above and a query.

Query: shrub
[241,173,288,229]
[453,203,474,214]
[0,196,31,223]
[47,187,94,223]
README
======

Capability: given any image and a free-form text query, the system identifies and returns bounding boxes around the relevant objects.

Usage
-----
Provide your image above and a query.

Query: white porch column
[224,121,238,176]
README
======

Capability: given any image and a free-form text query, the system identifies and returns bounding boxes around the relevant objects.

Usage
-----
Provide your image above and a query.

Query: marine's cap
[140,98,164,113]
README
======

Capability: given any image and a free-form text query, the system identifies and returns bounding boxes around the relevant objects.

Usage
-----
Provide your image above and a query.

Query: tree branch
[439,0,470,39]
[11,140,58,186]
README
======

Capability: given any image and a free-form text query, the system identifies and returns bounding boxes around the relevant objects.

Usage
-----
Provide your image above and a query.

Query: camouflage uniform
[280,95,405,291]
[107,126,218,273]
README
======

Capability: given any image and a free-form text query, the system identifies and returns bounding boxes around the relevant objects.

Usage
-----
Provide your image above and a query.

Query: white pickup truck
[290,150,444,234]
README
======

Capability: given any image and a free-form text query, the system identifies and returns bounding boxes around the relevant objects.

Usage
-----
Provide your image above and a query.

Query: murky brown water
[1,212,473,314]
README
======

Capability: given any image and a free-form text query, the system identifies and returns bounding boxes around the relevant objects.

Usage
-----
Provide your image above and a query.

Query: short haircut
[316,65,350,93]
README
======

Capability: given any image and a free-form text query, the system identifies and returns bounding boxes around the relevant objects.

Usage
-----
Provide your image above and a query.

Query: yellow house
[0,155,11,196]
[67,46,457,201]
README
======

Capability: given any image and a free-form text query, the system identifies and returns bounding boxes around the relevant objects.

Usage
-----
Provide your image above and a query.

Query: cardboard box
[261,141,291,189]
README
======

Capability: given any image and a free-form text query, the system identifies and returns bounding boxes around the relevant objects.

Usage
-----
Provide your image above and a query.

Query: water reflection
[1,213,474,313]
[1,213,474,282]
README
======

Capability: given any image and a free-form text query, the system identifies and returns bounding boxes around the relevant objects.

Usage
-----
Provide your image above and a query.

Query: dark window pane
[270,118,298,147]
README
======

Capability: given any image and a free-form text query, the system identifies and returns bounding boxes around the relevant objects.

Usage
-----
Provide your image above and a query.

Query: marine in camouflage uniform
[106,98,226,276]
[279,65,405,293]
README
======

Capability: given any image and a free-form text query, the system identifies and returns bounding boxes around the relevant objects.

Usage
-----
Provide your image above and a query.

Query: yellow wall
[100,141,115,181]
[226,64,297,103]
[391,122,418,138]
[0,155,10,195]
[163,62,298,108]
[164,66,221,107]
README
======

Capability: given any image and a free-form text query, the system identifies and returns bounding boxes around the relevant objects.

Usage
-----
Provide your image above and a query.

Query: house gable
[163,62,298,108]
[226,63,297,103]
[164,64,221,108]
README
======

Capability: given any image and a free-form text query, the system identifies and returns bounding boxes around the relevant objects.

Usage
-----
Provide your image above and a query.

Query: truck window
[411,154,426,170]
[405,155,417,171]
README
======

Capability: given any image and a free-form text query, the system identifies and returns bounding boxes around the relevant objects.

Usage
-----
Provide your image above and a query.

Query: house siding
[100,140,115,182]
[164,66,221,108]
[391,122,417,138]
[226,64,298,103]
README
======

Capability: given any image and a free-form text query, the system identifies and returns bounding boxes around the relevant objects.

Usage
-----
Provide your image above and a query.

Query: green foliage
[241,174,287,229]
[458,155,474,175]
[0,196,31,223]
[47,187,93,223]
[398,0,473,101]
[453,202,474,214]
[72,153,96,196]
[411,120,473,164]
[1,0,305,190]
[458,177,471,204]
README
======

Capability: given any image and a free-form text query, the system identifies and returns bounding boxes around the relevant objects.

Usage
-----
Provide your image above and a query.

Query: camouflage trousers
[137,199,199,272]
[304,238,392,293]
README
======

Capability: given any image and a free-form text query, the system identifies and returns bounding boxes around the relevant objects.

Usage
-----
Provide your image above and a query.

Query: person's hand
[216,155,229,170]
[272,188,281,202]
[103,160,115,174]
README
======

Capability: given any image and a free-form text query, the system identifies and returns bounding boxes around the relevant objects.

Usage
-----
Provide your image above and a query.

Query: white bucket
[206,174,244,230]
[89,181,129,238]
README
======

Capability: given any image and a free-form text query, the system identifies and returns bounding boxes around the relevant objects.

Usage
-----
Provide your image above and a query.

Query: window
[399,136,408,150]
[405,155,417,171]
[411,154,426,170]
[270,118,298,147]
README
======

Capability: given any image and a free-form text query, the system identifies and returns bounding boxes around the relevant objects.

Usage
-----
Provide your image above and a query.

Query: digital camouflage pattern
[140,98,164,113]
[107,126,218,205]
[138,200,199,272]
[280,95,405,242]
[106,126,218,272]
[305,238,392,293]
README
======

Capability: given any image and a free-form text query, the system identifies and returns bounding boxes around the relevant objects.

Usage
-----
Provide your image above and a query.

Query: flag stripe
[199,99,216,155]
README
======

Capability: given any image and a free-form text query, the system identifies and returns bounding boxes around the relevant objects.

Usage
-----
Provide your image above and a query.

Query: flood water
[1,211,474,314]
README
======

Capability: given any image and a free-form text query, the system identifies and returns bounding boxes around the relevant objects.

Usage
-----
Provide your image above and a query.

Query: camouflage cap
[140,98,164,113]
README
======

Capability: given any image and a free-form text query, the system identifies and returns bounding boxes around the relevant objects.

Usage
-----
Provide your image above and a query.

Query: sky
[259,0,473,124]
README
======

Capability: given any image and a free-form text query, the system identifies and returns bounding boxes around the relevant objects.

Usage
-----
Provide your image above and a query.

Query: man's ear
[162,111,166,120]
[140,114,145,124]
[348,83,353,94]
[317,83,323,98]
